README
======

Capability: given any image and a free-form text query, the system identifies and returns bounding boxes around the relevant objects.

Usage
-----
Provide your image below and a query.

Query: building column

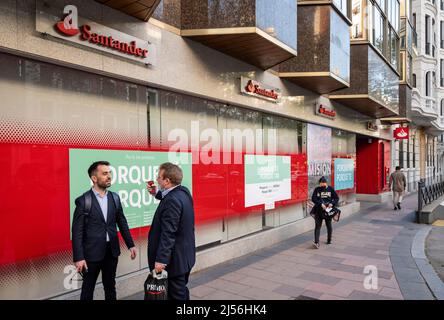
[419,128,427,181]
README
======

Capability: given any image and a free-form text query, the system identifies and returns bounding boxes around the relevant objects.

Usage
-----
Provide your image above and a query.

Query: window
[426,15,431,55]
[441,99,444,116]
[441,0,444,11]
[441,21,444,48]
[390,28,399,68]
[373,5,385,53]
[413,73,417,87]
[333,0,348,16]
[388,0,400,33]
[413,135,416,168]
[426,71,432,96]
[352,0,364,39]
[441,60,444,87]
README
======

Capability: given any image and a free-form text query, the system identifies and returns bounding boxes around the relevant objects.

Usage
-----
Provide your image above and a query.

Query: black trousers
[168,272,190,300]
[80,243,118,300]
[314,215,332,244]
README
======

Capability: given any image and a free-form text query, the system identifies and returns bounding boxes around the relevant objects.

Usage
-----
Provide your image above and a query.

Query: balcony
[381,84,412,124]
[276,3,351,94]
[180,0,298,70]
[411,89,439,126]
[429,116,444,135]
[328,44,400,118]
[95,0,161,21]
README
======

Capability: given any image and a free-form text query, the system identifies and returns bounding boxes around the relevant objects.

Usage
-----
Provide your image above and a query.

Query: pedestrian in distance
[311,176,340,249]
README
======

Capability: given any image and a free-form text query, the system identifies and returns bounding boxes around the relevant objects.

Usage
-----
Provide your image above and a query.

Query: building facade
[0,0,439,299]
[400,0,444,191]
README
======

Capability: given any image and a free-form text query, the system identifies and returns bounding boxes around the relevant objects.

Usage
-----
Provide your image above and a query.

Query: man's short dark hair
[396,166,401,171]
[88,161,110,177]
[319,176,327,184]
[159,162,183,185]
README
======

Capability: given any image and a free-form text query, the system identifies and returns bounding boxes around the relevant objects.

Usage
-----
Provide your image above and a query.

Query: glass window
[441,59,444,87]
[426,71,431,96]
[388,0,400,32]
[426,15,431,55]
[373,5,385,53]
[390,28,399,68]
[352,0,364,39]
[333,0,348,16]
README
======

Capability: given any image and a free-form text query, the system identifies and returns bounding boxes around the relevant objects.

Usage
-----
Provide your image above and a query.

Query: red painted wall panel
[0,143,308,265]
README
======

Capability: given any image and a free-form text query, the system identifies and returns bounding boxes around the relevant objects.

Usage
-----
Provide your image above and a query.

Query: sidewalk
[128,194,441,300]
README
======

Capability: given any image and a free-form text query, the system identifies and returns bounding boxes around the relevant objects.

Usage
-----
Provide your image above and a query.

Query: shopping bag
[330,207,341,222]
[144,269,168,300]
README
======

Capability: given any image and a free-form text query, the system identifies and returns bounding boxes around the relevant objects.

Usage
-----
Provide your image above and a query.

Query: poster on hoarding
[307,124,332,194]
[69,149,192,235]
[333,158,355,191]
[244,155,291,208]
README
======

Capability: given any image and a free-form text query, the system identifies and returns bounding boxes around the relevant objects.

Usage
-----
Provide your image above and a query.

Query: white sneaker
[313,241,320,249]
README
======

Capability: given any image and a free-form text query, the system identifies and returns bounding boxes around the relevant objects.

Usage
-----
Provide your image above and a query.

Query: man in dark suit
[146,162,196,300]
[72,161,137,300]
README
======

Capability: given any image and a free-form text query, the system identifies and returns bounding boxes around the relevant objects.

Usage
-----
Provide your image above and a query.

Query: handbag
[327,207,341,222]
[144,269,168,300]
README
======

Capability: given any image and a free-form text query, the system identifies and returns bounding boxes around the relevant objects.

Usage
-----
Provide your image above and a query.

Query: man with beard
[72,161,137,300]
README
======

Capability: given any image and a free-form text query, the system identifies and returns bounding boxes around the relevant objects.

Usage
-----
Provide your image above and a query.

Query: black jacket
[72,190,135,263]
[311,186,339,218]
[148,185,196,278]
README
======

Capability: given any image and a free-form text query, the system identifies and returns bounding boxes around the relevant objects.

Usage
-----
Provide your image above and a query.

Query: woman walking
[311,176,339,249]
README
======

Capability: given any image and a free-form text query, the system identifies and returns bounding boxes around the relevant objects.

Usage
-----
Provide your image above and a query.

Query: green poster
[69,149,192,236]
[244,155,291,208]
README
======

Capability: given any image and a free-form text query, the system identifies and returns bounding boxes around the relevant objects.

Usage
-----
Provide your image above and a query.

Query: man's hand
[321,204,327,210]
[146,181,157,195]
[154,262,166,273]
[129,247,137,260]
[328,203,333,208]
[75,260,88,273]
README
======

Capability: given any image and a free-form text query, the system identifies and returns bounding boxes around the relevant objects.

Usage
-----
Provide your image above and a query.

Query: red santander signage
[394,127,409,140]
[241,77,281,103]
[36,3,156,65]
[315,103,336,120]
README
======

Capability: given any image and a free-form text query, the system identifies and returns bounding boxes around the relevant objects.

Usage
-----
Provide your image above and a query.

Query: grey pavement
[126,193,444,300]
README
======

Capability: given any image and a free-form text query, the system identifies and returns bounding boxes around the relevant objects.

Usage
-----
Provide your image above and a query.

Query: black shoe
[394,207,398,210]
[326,240,332,245]
[397,202,401,210]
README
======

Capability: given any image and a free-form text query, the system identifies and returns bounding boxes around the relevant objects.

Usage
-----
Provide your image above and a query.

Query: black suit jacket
[148,186,196,278]
[72,190,135,263]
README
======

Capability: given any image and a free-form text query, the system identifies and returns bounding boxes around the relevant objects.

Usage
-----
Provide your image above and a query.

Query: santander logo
[397,129,408,138]
[56,5,80,36]
[244,80,279,100]
[394,127,409,139]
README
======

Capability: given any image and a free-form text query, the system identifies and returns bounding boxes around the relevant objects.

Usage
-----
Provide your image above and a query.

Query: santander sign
[394,127,409,140]
[54,5,150,60]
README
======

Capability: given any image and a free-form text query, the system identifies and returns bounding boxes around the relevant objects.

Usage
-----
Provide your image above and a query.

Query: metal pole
[417,180,425,224]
